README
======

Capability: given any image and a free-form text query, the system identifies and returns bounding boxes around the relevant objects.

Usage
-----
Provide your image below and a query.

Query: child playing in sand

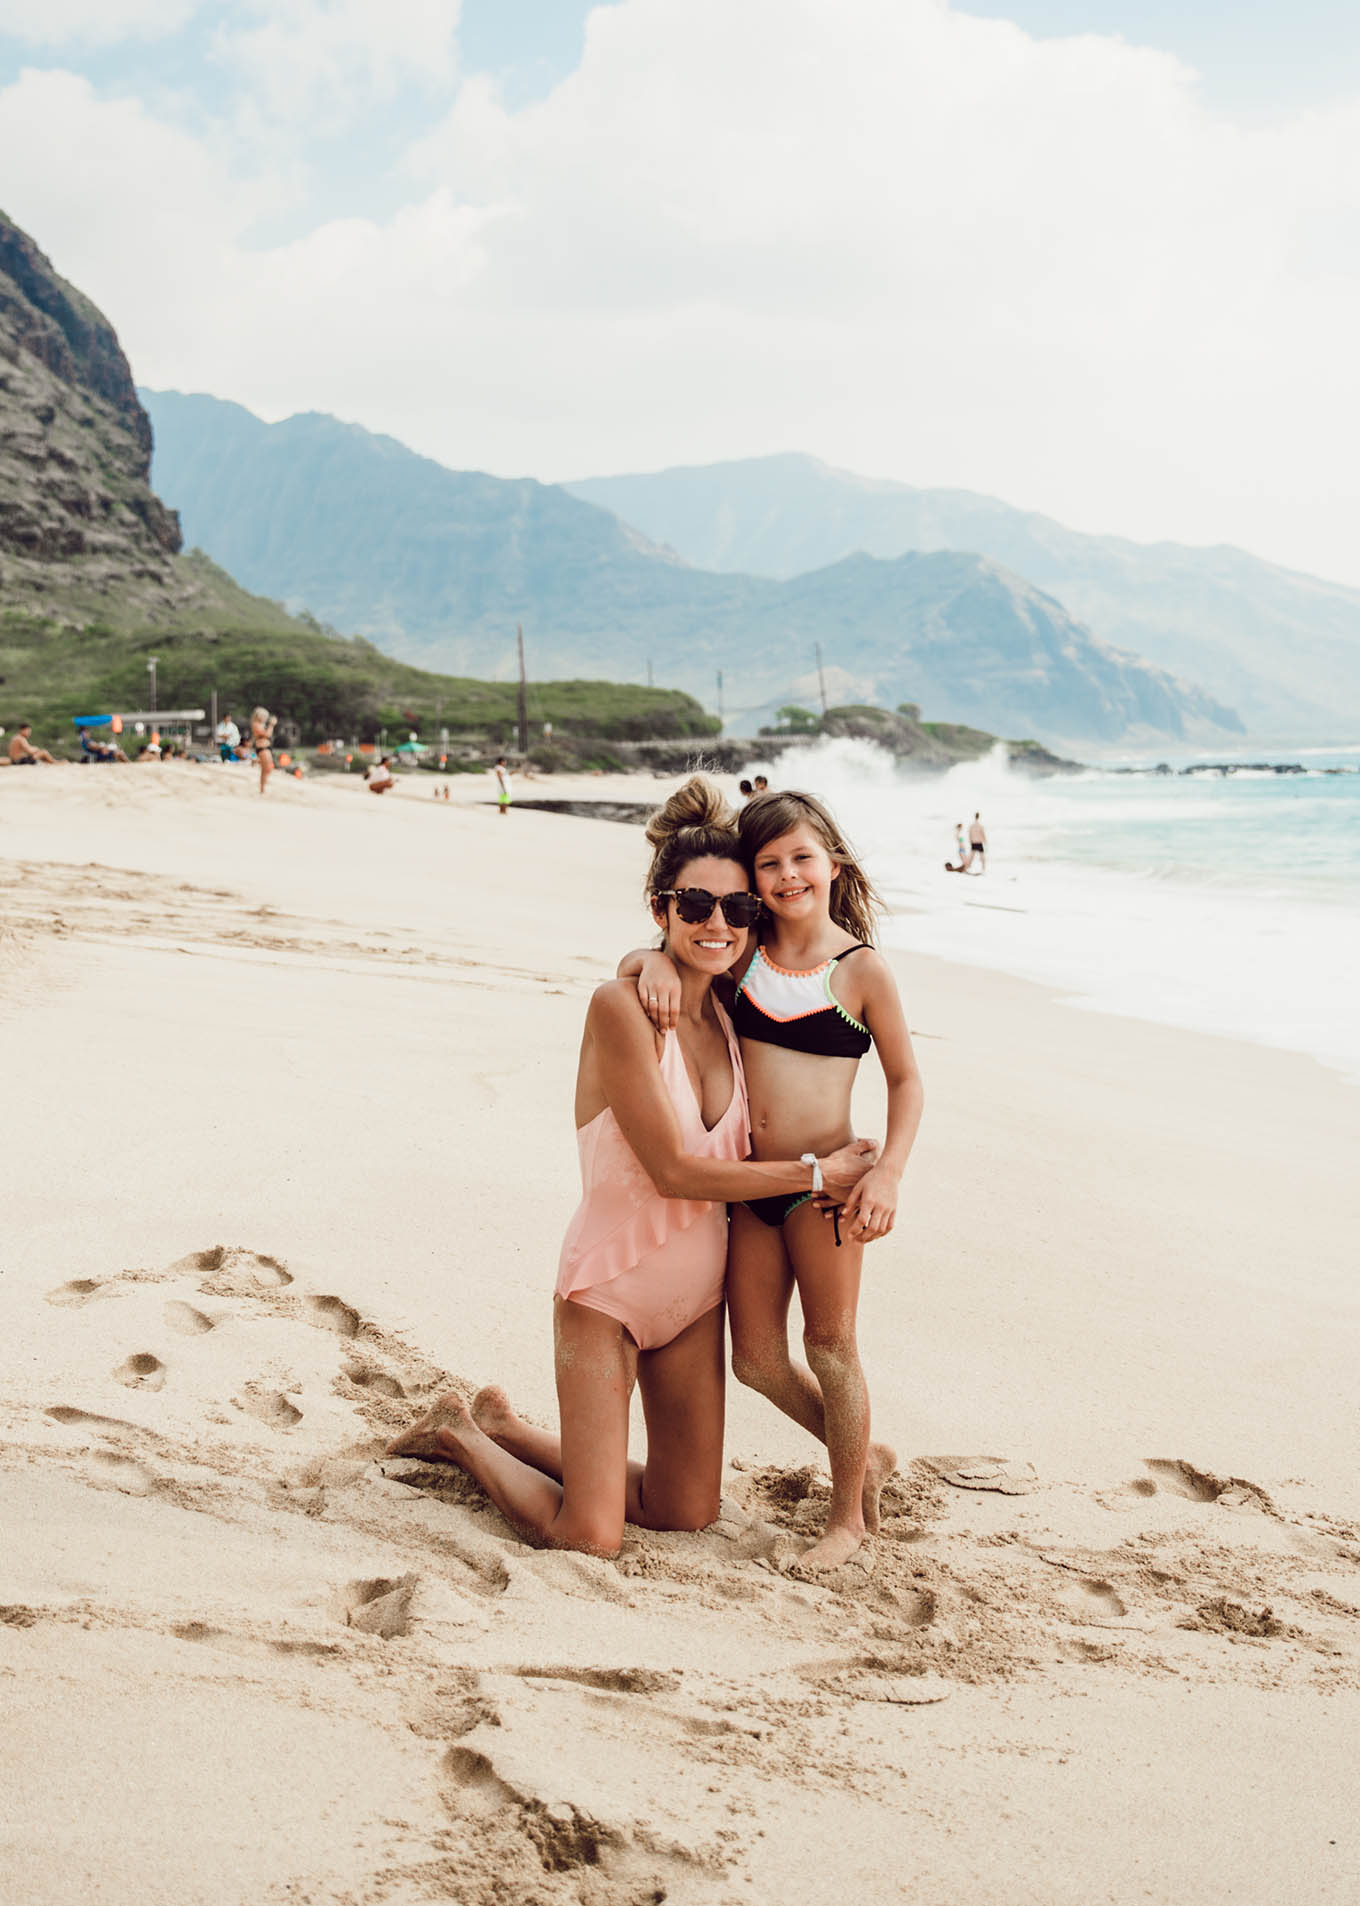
[622,788,923,1572]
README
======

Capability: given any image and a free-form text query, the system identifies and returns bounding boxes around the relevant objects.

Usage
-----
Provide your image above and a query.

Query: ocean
[742,738,1360,1084]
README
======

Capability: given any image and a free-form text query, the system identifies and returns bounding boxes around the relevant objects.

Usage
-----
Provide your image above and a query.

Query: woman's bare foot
[789,1520,867,1577]
[471,1384,519,1445]
[863,1440,897,1534]
[385,1392,477,1461]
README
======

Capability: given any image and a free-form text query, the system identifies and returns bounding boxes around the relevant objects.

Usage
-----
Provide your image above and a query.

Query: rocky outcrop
[0,210,182,618]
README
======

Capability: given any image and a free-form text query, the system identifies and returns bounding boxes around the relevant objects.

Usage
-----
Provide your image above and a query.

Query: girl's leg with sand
[387,1299,638,1555]
[727,1203,891,1564]
[473,1303,726,1533]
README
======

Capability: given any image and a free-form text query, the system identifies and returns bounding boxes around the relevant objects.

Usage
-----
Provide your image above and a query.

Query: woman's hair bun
[643,775,742,905]
[644,774,734,848]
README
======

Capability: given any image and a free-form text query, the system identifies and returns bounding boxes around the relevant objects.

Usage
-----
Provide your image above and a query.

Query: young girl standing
[626,789,924,1572]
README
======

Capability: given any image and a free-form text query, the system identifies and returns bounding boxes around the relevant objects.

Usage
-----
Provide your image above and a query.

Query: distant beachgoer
[738,779,754,801]
[8,724,57,765]
[215,716,243,761]
[968,812,987,872]
[367,755,396,794]
[80,730,126,762]
[946,822,971,873]
[383,778,876,1557]
[753,774,769,794]
[493,756,512,815]
[250,707,277,794]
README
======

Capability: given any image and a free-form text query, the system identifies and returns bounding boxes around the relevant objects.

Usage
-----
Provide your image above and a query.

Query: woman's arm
[837,953,924,1243]
[588,983,874,1202]
[616,942,753,1032]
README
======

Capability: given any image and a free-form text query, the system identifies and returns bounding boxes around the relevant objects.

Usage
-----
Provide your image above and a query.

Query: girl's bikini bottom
[741,1192,843,1246]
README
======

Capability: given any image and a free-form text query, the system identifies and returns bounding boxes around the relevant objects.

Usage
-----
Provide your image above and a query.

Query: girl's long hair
[738,789,881,945]
[644,775,742,912]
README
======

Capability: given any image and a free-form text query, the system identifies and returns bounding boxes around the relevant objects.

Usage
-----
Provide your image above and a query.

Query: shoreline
[3,765,1358,1905]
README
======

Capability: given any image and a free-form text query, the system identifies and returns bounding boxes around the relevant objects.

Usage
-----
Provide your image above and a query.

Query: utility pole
[815,642,828,715]
[210,688,217,735]
[147,656,158,715]
[516,625,528,757]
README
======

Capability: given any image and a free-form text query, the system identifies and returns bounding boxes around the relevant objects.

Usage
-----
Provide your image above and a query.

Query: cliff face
[0,211,183,618]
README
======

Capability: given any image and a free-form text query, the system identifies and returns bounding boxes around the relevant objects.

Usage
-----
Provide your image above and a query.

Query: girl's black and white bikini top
[732,944,873,1058]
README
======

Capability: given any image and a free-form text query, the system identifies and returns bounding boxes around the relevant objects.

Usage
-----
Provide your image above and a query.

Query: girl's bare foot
[863,1441,897,1534]
[789,1521,867,1576]
[471,1384,519,1444]
[385,1392,477,1461]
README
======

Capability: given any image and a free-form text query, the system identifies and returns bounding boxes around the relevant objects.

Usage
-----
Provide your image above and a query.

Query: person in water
[623,788,924,1572]
[386,778,876,1557]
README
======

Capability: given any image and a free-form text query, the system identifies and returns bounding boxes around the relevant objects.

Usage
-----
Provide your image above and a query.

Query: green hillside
[0,562,719,755]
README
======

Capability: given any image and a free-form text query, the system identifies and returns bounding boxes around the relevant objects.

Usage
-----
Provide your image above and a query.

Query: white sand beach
[3,762,1358,1906]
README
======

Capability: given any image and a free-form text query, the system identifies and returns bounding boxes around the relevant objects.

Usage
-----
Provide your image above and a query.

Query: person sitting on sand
[215,716,244,761]
[250,707,277,794]
[367,756,396,794]
[8,723,57,765]
[385,777,877,1557]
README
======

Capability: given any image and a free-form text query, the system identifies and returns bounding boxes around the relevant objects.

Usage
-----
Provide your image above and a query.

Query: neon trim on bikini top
[731,944,872,1058]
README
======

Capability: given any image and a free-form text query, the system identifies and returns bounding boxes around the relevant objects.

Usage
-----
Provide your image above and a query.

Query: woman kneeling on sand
[386,778,875,1556]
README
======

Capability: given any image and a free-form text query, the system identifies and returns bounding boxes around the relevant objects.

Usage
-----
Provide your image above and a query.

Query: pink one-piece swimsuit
[555,1000,749,1351]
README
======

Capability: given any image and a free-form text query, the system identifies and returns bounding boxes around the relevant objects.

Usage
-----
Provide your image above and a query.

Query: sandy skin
[385,1392,480,1464]
[388,1387,895,1573]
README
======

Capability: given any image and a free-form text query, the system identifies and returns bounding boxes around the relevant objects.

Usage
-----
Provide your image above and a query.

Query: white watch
[801,1152,823,1194]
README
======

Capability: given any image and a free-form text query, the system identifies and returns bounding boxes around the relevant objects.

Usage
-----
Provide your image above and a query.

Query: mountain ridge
[142,389,1240,746]
[565,452,1359,737]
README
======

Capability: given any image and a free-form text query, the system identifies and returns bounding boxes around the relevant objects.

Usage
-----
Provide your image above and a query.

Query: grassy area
[0,593,719,754]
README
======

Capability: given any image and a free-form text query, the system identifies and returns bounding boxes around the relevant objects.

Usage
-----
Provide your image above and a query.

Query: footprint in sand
[331,1573,418,1639]
[304,1295,360,1339]
[46,1278,108,1307]
[342,1360,405,1397]
[47,1404,142,1433]
[163,1301,216,1335]
[234,1387,303,1429]
[85,1450,156,1495]
[113,1352,167,1392]
[1058,1577,1129,1625]
[1146,1459,1276,1515]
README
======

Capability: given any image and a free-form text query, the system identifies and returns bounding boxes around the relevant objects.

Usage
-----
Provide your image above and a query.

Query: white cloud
[211,0,460,132]
[4,0,1360,584]
[0,0,196,46]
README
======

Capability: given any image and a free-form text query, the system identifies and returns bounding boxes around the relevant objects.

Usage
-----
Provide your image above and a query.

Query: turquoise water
[1016,752,1360,903]
[740,740,1360,1081]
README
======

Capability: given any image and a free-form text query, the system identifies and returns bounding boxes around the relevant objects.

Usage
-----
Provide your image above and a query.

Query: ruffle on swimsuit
[555,999,749,1350]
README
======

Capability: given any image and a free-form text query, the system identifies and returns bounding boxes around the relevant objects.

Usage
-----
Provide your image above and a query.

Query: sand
[2,760,1358,1906]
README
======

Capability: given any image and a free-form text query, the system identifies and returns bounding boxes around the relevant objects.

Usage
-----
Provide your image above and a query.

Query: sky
[3,1,1360,584]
